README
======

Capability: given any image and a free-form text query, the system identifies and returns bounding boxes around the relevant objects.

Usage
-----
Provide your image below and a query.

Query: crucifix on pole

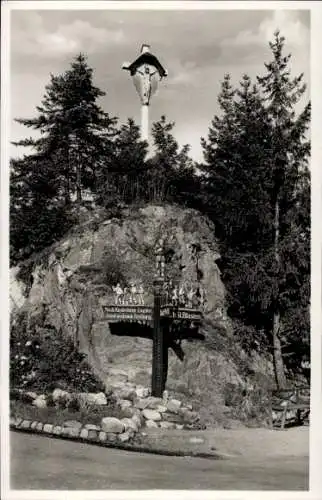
[122,44,168,143]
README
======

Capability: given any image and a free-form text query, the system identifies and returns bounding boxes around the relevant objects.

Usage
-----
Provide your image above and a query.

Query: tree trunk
[65,169,71,206]
[272,309,287,389]
[71,134,81,203]
[273,196,287,389]
[76,152,82,203]
[64,144,71,205]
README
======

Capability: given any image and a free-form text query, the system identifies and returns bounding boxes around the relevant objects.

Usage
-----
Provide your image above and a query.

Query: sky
[10,8,310,162]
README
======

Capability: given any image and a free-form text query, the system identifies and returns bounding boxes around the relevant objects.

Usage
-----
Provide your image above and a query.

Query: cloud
[11,11,125,59]
[220,10,309,49]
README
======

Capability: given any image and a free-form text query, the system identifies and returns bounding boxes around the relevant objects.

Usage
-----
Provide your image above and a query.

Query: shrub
[67,396,81,412]
[46,394,56,407]
[10,312,105,393]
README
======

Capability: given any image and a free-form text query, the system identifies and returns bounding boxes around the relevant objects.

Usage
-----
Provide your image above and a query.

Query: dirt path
[10,431,309,490]
[139,426,309,459]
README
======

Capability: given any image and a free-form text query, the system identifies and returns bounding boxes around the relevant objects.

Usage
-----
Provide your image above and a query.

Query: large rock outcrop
[11,204,273,425]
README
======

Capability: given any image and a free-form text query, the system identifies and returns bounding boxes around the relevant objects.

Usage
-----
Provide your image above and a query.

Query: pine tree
[148,115,199,204]
[11,54,119,261]
[10,156,73,264]
[13,54,118,204]
[95,118,148,206]
[257,31,310,388]
[200,74,272,249]
[200,34,310,388]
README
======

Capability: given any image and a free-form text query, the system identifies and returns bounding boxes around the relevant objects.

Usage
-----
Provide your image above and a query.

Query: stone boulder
[159,421,176,429]
[101,417,125,434]
[134,398,150,410]
[142,409,161,421]
[114,388,137,402]
[118,431,132,443]
[93,392,108,405]
[135,386,149,399]
[145,420,158,429]
[167,399,182,414]
[121,418,139,433]
[77,392,107,406]
[156,405,167,413]
[84,424,101,431]
[120,406,137,418]
[146,397,164,410]
[117,399,132,411]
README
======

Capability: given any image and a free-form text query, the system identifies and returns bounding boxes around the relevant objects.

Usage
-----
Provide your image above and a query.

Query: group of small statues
[163,281,206,309]
[112,283,145,306]
[112,280,206,310]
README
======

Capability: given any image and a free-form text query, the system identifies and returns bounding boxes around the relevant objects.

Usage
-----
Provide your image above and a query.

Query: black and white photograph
[1,1,321,497]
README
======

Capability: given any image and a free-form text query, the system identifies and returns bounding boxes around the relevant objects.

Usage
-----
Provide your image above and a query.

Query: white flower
[15,354,19,359]
[25,341,32,347]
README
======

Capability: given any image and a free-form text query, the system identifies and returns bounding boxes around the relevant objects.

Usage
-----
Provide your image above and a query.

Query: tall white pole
[141,104,149,142]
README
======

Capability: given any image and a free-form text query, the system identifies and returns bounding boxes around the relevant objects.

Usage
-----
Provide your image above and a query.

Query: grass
[10,400,126,427]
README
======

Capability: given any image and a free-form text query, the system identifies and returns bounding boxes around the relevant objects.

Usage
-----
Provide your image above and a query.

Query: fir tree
[13,53,118,204]
[148,115,199,204]
[10,156,73,264]
[95,118,148,206]
[257,31,310,387]
[11,54,120,261]
[200,34,310,388]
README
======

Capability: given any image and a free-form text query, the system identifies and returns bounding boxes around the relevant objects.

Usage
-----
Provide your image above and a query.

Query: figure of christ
[136,64,158,105]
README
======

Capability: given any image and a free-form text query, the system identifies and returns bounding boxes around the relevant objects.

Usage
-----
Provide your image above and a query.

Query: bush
[67,396,81,412]
[10,312,105,393]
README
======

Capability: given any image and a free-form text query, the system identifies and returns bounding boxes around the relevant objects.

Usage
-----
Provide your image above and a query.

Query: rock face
[10,205,225,378]
[10,204,274,425]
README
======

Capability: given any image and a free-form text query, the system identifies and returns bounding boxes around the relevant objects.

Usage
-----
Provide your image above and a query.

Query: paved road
[10,432,309,490]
